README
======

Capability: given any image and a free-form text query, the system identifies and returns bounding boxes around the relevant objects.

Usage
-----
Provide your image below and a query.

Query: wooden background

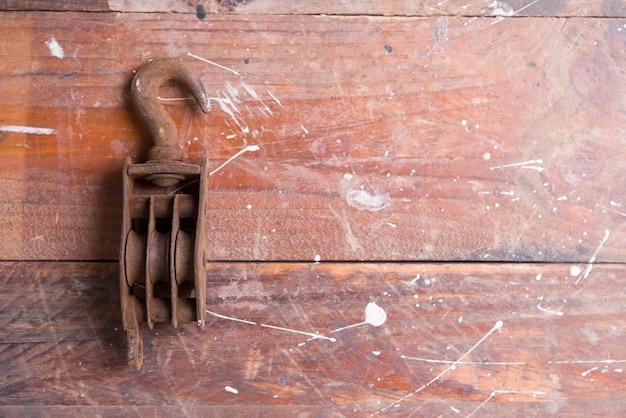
[2,1,626,416]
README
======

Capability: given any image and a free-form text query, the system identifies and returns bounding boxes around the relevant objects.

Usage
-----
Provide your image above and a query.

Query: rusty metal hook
[131,58,211,170]
[120,58,211,369]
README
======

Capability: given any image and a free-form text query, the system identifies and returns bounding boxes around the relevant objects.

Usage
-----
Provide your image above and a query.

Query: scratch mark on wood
[575,229,610,285]
[596,204,626,217]
[466,389,547,417]
[259,323,335,342]
[490,159,544,172]
[401,355,626,367]
[187,52,240,75]
[373,320,503,416]
[466,390,496,418]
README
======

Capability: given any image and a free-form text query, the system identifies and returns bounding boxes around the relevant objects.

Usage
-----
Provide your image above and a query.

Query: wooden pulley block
[119,58,210,370]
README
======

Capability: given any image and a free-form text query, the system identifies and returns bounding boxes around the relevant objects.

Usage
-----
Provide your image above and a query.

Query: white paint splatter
[575,229,610,285]
[340,173,391,212]
[45,37,64,59]
[224,386,239,394]
[314,254,321,263]
[209,145,260,176]
[330,302,387,333]
[346,190,391,212]
[537,304,564,317]
[240,81,259,99]
[581,367,598,377]
[450,405,460,413]
[373,320,503,416]
[205,310,257,325]
[0,125,57,135]
[488,1,514,16]
[267,90,283,107]
[482,152,491,160]
[213,92,249,135]
[570,266,581,276]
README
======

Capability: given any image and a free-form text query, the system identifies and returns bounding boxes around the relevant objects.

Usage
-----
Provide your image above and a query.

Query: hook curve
[131,58,211,162]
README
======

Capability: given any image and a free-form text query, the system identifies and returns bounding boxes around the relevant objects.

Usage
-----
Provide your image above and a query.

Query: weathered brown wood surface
[3,262,626,416]
[3,0,626,17]
[1,2,626,417]
[1,12,626,262]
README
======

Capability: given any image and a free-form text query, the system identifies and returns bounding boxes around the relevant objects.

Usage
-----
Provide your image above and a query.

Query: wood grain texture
[1,12,626,262]
[2,261,626,416]
[3,0,626,17]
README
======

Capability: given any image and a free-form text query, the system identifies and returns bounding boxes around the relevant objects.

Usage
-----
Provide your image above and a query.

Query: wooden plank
[1,13,626,262]
[2,261,626,415]
[2,0,626,17]
[1,0,109,12]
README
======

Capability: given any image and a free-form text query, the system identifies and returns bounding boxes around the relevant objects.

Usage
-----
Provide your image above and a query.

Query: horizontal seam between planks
[0,10,624,19]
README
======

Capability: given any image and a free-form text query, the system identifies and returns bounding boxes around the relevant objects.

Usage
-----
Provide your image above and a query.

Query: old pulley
[120,58,210,369]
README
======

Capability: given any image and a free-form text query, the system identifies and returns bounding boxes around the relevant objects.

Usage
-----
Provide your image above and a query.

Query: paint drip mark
[372,320,503,416]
